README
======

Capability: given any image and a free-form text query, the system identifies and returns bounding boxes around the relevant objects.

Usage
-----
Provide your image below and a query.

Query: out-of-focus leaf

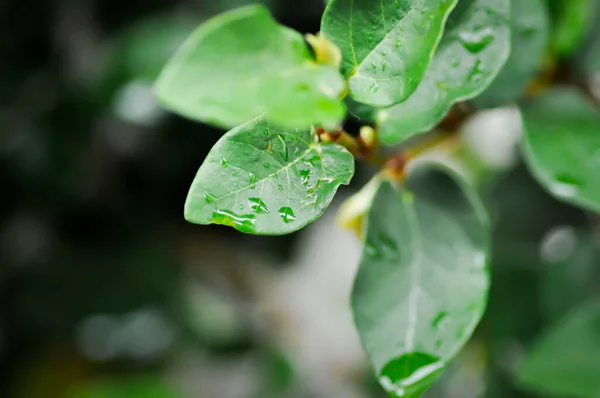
[517,299,600,397]
[353,165,490,397]
[155,5,345,130]
[521,87,600,212]
[475,0,549,108]
[539,228,600,323]
[321,0,458,107]
[547,0,595,57]
[69,376,182,398]
[377,0,511,146]
[184,116,354,235]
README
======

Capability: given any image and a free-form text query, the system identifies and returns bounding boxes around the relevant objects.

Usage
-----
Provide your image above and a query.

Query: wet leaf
[521,88,600,212]
[321,0,458,107]
[377,0,510,145]
[475,0,549,108]
[353,165,490,397]
[155,5,345,130]
[517,299,600,397]
[184,116,354,235]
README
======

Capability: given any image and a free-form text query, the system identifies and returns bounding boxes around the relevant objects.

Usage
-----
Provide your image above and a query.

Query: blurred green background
[2,0,600,397]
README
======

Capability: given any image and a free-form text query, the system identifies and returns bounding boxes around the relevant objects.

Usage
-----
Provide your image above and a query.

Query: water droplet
[369,81,379,93]
[220,157,229,167]
[204,193,216,204]
[299,169,311,186]
[379,353,445,398]
[277,134,289,161]
[248,198,269,214]
[249,172,257,185]
[381,61,387,72]
[468,60,484,83]
[394,0,400,8]
[550,175,582,198]
[231,170,237,177]
[364,241,382,259]
[279,207,296,223]
[264,162,270,168]
[371,61,377,72]
[234,182,239,188]
[277,185,283,191]
[432,312,451,330]
[209,158,215,164]
[211,209,256,232]
[451,58,460,67]
[459,27,495,53]
[395,38,402,48]
[381,50,387,57]
[367,34,374,44]
[519,24,535,37]
[263,128,269,135]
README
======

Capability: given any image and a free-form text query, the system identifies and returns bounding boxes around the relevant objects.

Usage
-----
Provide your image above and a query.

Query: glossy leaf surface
[155,5,345,130]
[517,299,600,397]
[321,0,458,107]
[521,88,600,212]
[185,116,354,235]
[353,166,490,397]
[475,0,549,108]
[378,0,510,145]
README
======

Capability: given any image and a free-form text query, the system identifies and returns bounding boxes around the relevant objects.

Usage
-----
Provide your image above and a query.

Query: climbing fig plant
[155,0,600,396]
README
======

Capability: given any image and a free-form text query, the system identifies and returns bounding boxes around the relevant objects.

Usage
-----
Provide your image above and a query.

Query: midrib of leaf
[203,134,323,204]
[403,193,424,353]
[349,0,358,65]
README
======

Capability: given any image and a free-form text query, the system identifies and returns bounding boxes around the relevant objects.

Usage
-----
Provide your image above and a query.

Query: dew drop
[394,0,400,9]
[369,82,380,93]
[395,38,402,48]
[204,193,216,204]
[278,207,296,223]
[264,162,270,168]
[299,169,311,186]
[211,209,256,232]
[231,170,237,177]
[248,197,269,214]
[550,175,582,198]
[277,185,283,191]
[381,61,387,72]
[249,172,257,185]
[220,157,229,167]
[379,353,445,398]
[459,27,495,53]
[432,312,451,330]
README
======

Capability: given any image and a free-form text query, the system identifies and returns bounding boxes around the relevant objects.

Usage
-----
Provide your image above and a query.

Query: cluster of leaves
[154,0,600,397]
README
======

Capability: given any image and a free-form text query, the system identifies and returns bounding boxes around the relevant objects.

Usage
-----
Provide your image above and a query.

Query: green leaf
[377,0,511,146]
[353,165,490,397]
[547,0,595,57]
[539,228,600,324]
[184,115,354,235]
[521,88,600,213]
[70,376,182,398]
[474,0,549,108]
[321,0,458,107]
[516,299,600,397]
[155,5,345,130]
